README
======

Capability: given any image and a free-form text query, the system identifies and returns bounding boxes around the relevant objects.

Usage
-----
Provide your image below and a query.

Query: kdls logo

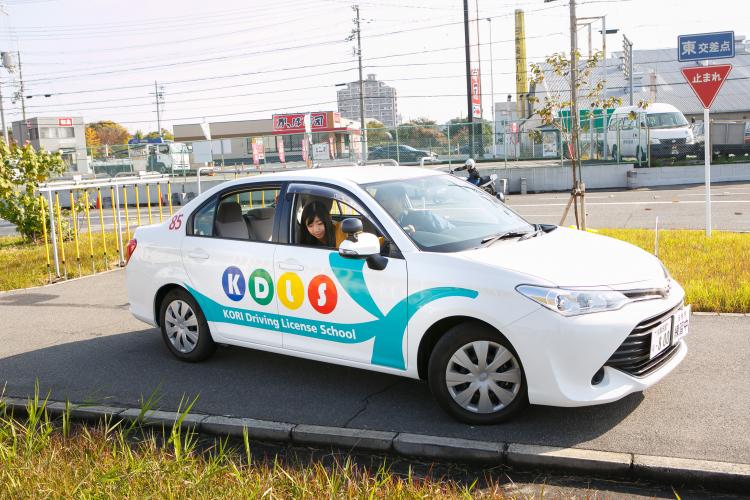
[196,254,477,370]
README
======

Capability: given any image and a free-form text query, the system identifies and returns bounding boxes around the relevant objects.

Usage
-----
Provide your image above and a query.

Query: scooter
[450,164,505,202]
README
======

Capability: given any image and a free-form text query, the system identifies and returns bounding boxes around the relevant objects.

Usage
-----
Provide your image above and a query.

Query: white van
[606,103,695,162]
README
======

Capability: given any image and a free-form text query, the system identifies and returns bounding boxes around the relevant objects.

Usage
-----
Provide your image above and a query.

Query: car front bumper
[506,281,688,407]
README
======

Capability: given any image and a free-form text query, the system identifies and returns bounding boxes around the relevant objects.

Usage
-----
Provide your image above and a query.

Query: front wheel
[428,321,527,424]
[159,288,216,362]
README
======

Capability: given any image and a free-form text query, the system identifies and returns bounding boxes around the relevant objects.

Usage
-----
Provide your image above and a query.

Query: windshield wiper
[518,224,543,241]
[480,229,532,247]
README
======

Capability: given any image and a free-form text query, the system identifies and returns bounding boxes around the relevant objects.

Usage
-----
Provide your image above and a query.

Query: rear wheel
[428,321,527,424]
[159,288,216,362]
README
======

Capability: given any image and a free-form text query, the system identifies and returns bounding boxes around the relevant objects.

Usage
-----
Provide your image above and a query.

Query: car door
[181,183,283,347]
[274,182,409,370]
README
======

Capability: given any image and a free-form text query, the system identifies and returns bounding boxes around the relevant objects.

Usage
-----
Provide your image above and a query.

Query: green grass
[2,228,748,313]
[0,231,122,291]
[598,229,750,313]
[0,394,487,499]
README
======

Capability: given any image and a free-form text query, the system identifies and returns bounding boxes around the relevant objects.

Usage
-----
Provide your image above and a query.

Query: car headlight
[650,138,661,144]
[516,285,629,316]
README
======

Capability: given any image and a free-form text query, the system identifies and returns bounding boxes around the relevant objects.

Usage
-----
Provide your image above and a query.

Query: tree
[445,118,492,154]
[144,129,174,141]
[0,141,66,242]
[86,121,130,146]
[528,50,621,229]
[84,127,100,150]
[365,120,391,145]
[397,118,446,150]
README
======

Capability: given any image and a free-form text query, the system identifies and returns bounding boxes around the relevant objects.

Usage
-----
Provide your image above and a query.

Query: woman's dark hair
[299,200,335,247]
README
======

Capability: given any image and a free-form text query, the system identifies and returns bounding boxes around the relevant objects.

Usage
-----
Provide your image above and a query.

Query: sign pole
[704,107,711,237]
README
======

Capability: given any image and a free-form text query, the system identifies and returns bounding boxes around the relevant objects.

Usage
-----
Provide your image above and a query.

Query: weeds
[0,395,500,498]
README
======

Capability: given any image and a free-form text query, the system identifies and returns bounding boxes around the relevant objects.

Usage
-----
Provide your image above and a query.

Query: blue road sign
[678,31,735,62]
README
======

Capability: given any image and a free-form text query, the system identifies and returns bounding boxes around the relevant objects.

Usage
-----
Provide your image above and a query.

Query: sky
[0,0,747,134]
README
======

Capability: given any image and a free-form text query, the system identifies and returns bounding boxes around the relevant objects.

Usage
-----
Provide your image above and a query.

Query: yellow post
[110,185,119,242]
[167,181,173,216]
[40,196,51,283]
[123,185,131,241]
[157,183,164,222]
[54,192,67,279]
[135,185,142,226]
[262,190,266,207]
[70,190,82,277]
[146,184,153,224]
[97,188,108,267]
[83,190,95,273]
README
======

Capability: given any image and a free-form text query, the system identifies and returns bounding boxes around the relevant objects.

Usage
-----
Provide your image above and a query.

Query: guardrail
[37,173,172,280]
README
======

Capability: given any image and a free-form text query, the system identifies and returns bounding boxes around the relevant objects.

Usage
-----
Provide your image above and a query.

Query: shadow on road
[0,326,643,448]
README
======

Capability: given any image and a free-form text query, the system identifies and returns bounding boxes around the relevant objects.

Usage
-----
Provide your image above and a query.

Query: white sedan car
[126,166,689,424]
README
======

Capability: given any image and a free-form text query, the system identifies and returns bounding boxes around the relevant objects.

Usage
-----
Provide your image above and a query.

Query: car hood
[460,227,667,288]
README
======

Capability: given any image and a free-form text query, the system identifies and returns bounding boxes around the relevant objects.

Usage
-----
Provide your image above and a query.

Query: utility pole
[487,17,496,158]
[463,0,473,157]
[0,79,7,143]
[623,35,633,105]
[154,81,165,137]
[17,50,26,122]
[353,5,367,163]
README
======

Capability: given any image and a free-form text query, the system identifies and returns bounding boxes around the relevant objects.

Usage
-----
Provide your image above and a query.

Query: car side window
[190,186,280,241]
[192,198,217,236]
[290,191,382,250]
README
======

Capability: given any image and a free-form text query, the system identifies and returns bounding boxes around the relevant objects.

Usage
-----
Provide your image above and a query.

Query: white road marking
[512,200,750,207]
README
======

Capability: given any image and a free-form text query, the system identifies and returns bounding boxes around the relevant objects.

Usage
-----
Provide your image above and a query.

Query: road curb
[2,397,748,491]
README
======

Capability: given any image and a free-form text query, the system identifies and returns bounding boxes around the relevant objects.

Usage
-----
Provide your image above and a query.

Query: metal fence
[37,173,176,280]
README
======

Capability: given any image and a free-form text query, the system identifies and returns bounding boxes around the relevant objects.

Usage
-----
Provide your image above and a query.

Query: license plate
[649,320,672,359]
[671,305,691,345]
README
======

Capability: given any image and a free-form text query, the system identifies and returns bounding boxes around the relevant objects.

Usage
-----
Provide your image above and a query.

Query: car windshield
[364,174,532,252]
[646,112,688,129]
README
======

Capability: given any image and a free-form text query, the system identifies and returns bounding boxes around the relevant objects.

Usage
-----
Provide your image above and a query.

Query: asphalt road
[1,269,748,466]
[507,181,750,231]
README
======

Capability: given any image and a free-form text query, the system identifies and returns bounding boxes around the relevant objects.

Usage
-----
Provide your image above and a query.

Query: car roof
[224,166,443,189]
[612,102,682,115]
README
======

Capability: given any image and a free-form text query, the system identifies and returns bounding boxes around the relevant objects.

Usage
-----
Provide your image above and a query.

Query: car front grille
[604,303,682,377]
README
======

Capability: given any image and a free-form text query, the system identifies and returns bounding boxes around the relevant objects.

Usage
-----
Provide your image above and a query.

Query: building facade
[337,74,398,127]
[173,111,360,165]
[12,116,89,173]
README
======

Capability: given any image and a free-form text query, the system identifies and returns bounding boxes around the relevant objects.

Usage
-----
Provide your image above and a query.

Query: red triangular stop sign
[681,64,732,109]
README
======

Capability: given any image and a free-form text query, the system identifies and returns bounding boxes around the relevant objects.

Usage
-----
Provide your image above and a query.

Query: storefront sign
[58,117,73,127]
[273,112,328,133]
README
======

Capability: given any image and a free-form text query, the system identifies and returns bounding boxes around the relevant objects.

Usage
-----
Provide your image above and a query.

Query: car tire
[159,288,216,362]
[427,321,527,424]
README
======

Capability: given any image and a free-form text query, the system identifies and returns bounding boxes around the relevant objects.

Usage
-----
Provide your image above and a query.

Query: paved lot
[2,181,748,236]
[1,270,748,465]
[506,181,750,231]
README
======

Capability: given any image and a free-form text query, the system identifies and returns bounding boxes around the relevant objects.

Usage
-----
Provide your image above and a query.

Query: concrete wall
[495,162,750,194]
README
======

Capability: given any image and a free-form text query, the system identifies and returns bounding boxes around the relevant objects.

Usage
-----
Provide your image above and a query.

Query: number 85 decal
[168,214,183,230]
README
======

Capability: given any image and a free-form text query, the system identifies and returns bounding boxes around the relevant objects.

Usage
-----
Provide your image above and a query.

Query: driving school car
[125,166,689,424]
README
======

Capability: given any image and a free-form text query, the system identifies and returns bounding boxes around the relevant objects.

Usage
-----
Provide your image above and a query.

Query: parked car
[369,144,437,163]
[126,166,689,424]
[606,103,695,162]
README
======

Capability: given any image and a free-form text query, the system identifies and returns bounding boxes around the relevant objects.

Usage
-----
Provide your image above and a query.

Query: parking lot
[1,269,748,465]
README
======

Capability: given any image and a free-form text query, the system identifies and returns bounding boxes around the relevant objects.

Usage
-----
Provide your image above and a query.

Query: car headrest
[248,207,275,220]
[216,201,243,223]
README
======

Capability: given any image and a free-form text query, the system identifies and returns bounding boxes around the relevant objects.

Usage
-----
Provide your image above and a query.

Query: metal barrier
[37,173,171,280]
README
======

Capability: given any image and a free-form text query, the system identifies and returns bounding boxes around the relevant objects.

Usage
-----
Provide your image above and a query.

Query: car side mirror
[338,217,387,270]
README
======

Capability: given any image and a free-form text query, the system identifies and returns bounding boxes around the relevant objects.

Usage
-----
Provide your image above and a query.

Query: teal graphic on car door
[187,253,477,370]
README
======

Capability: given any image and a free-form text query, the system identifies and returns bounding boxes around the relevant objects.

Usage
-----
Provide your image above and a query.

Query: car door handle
[278,260,304,271]
[187,250,210,260]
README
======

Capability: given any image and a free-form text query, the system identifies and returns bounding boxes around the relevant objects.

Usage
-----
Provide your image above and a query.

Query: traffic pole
[704,107,711,237]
